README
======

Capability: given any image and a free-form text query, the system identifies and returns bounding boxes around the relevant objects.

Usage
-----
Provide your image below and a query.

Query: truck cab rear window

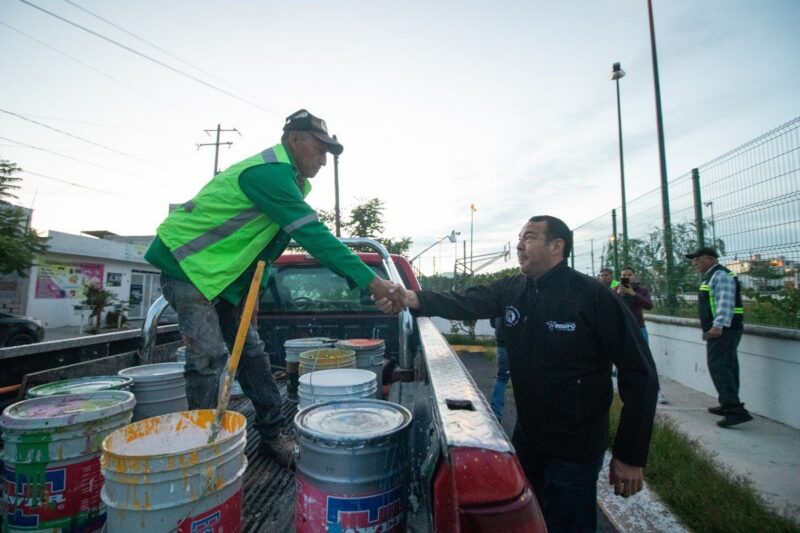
[261,265,388,313]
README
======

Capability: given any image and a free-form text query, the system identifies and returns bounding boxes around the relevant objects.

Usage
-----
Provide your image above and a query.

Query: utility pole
[197,124,241,176]
[333,134,341,237]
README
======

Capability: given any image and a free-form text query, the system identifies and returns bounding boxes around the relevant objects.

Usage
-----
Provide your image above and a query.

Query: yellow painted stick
[208,260,266,444]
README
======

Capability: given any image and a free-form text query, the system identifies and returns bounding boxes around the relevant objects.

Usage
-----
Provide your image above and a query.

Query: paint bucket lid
[285,337,336,348]
[299,369,376,391]
[26,376,134,398]
[1,391,136,430]
[335,339,385,351]
[119,362,186,382]
[296,399,411,441]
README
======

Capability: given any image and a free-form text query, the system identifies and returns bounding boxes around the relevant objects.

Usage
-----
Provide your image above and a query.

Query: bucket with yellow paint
[298,348,356,376]
[100,409,247,532]
[1,391,136,532]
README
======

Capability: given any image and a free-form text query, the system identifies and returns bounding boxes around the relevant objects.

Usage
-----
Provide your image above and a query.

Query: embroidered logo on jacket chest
[546,320,576,332]
[504,306,521,327]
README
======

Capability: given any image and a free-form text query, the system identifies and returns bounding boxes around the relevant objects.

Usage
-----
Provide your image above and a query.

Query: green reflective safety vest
[698,264,743,331]
[156,144,310,300]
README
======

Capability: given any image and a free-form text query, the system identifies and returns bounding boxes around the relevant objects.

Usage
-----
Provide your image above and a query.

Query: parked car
[0,312,45,347]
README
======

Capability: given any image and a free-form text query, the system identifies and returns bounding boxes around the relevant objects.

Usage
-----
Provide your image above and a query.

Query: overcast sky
[1,0,798,275]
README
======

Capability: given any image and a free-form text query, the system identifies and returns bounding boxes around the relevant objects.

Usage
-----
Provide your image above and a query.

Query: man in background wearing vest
[686,247,752,428]
[145,109,405,466]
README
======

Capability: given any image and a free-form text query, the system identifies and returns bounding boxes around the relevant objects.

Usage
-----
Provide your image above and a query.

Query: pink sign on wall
[35,261,105,299]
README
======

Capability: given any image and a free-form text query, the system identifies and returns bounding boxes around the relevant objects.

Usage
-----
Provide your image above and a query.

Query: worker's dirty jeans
[160,274,285,441]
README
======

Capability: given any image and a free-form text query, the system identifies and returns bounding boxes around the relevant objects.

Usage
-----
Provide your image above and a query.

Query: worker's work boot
[717,412,753,428]
[260,433,296,467]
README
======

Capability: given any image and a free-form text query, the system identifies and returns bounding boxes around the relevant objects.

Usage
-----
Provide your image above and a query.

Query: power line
[21,169,164,207]
[61,0,265,105]
[0,135,180,187]
[0,19,192,119]
[0,108,188,177]
[18,0,281,117]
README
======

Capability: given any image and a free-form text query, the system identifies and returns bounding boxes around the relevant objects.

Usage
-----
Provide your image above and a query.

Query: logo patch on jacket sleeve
[546,320,576,332]
[504,306,521,327]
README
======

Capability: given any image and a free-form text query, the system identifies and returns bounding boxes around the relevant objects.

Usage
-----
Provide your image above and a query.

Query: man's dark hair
[599,267,613,275]
[529,215,572,258]
[621,266,636,274]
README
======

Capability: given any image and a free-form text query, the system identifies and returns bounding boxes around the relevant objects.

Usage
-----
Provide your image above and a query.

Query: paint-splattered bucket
[298,349,356,377]
[297,369,378,409]
[100,409,247,532]
[0,391,136,532]
[25,376,134,398]
[118,362,188,422]
[295,399,412,532]
[335,339,386,387]
[285,338,335,402]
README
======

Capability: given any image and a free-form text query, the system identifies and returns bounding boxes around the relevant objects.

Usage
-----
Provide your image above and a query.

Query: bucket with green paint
[26,376,134,398]
[0,391,136,532]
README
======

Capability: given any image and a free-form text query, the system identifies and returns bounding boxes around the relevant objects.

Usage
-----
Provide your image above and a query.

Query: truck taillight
[433,447,547,532]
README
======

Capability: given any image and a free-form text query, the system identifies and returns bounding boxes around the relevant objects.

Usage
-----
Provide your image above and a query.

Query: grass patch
[609,396,798,532]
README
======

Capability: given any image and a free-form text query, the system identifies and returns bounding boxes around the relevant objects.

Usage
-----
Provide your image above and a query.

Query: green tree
[0,159,48,276]
[82,282,116,333]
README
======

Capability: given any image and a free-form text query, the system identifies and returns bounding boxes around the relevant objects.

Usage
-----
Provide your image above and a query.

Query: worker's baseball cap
[283,109,343,156]
[684,247,719,259]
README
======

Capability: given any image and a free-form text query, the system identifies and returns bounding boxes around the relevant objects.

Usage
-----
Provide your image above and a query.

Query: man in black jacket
[377,215,659,533]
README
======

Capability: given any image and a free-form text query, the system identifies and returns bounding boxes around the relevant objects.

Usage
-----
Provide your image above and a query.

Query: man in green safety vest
[145,109,406,466]
[686,247,752,428]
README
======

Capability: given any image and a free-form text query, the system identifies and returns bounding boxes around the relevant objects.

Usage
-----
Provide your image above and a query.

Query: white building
[23,231,161,328]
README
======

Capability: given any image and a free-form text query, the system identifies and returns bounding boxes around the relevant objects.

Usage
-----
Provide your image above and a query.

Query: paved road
[457,350,616,532]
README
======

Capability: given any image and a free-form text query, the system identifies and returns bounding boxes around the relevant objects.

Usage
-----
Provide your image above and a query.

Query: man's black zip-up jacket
[416,261,659,466]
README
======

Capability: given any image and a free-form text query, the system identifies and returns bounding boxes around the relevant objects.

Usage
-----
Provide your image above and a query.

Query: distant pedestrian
[616,267,666,404]
[490,316,509,421]
[686,247,752,428]
[598,267,619,289]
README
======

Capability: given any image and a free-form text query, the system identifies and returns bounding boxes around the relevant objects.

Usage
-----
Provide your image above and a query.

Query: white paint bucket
[295,399,412,532]
[284,337,335,364]
[100,409,247,532]
[1,391,135,532]
[118,362,188,421]
[297,369,378,409]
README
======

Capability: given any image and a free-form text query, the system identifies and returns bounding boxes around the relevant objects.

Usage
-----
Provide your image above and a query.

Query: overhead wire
[60,0,267,106]
[18,0,281,117]
[0,135,184,188]
[0,20,193,119]
[0,108,190,178]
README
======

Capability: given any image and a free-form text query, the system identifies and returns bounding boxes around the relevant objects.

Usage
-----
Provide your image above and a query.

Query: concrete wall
[646,315,800,429]
[430,317,495,337]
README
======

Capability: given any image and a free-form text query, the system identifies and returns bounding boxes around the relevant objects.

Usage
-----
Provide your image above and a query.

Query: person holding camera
[615,267,652,343]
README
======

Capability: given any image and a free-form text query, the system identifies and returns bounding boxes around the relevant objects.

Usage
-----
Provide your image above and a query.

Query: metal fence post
[692,168,705,248]
[612,209,619,275]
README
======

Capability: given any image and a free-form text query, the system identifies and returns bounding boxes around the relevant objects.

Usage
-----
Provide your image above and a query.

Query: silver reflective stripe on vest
[172,207,264,261]
[283,212,319,233]
[262,147,279,163]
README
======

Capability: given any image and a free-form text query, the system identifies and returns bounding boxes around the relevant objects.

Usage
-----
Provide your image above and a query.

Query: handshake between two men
[367,277,416,314]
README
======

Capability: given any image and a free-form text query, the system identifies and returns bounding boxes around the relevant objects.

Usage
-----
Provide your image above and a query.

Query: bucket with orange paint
[1,391,136,532]
[99,409,247,532]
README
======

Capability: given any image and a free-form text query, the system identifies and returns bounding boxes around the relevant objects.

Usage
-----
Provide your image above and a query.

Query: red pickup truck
[240,238,546,532]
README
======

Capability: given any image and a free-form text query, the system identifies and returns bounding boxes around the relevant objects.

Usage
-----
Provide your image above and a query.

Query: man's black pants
[706,327,745,411]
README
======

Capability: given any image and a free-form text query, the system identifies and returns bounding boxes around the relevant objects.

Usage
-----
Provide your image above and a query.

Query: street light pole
[470,204,476,271]
[648,0,676,308]
[611,62,628,265]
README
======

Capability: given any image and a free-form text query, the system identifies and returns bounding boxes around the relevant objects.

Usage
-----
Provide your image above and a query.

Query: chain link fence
[571,116,800,328]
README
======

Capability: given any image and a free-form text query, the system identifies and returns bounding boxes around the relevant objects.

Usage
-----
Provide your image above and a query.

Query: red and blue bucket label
[176,489,242,533]
[296,475,405,533]
[2,457,105,532]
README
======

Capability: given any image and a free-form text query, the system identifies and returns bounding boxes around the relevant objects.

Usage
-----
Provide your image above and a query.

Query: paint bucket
[1,391,136,532]
[297,369,378,409]
[285,338,336,401]
[175,346,244,400]
[118,362,188,422]
[100,409,247,532]
[26,376,134,398]
[295,399,412,532]
[335,339,386,387]
[298,349,356,377]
